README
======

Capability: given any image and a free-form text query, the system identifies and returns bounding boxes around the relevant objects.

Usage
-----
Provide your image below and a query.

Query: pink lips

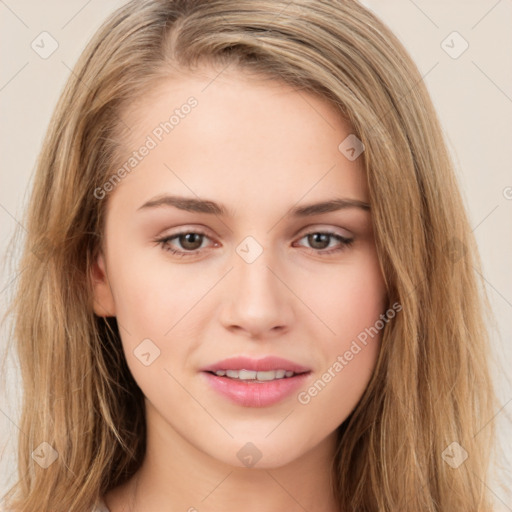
[200,356,311,408]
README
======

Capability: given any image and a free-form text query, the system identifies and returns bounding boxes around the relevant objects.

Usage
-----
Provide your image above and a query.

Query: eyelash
[155,229,354,258]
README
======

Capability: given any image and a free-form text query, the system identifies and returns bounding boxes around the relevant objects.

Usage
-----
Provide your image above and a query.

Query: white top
[92,497,110,512]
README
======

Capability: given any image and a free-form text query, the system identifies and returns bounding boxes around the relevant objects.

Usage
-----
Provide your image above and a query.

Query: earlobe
[90,252,116,317]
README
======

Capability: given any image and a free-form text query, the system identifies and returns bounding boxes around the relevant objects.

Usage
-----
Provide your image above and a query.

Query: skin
[91,67,387,512]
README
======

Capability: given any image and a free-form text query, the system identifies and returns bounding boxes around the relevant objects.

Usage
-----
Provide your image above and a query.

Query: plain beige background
[1,0,511,506]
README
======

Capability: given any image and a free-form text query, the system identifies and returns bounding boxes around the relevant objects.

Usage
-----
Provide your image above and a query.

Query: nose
[218,246,294,338]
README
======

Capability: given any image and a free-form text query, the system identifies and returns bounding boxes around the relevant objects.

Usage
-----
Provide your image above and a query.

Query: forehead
[108,68,368,214]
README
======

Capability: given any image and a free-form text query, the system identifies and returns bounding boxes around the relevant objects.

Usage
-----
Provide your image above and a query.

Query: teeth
[214,369,297,381]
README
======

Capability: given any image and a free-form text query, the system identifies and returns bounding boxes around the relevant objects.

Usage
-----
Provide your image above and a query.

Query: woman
[2,0,497,510]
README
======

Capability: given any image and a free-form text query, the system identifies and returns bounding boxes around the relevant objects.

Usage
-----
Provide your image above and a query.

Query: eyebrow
[137,194,370,216]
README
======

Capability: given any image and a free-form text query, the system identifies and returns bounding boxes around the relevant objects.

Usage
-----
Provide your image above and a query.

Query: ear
[90,251,116,317]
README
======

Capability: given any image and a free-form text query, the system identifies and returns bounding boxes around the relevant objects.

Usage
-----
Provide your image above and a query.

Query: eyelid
[295,224,353,238]
[155,225,217,244]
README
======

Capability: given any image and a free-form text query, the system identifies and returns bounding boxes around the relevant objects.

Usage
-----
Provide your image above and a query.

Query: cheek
[107,259,194,401]
[304,252,386,340]
[106,247,218,381]
[296,252,385,414]
[108,245,200,332]
[111,271,171,335]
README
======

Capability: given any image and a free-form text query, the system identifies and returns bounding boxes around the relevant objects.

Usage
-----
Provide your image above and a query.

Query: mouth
[201,367,312,407]
[200,355,312,407]
[204,368,310,382]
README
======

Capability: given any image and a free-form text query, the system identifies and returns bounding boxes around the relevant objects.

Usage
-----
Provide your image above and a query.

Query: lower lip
[202,371,311,407]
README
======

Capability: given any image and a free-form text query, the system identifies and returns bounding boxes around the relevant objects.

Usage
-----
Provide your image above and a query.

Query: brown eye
[177,233,204,251]
[295,231,354,255]
[307,233,331,250]
[156,230,213,257]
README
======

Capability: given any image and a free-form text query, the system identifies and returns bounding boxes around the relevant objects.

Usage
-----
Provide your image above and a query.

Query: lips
[200,356,312,407]
[202,370,311,407]
[200,355,311,374]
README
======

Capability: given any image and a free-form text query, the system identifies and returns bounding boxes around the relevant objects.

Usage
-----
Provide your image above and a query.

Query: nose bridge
[219,236,293,334]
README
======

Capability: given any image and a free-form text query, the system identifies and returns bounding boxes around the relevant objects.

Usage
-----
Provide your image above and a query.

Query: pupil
[180,233,202,250]
[309,233,329,249]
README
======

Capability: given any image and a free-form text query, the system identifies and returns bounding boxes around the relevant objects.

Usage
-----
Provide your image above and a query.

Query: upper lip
[201,356,311,373]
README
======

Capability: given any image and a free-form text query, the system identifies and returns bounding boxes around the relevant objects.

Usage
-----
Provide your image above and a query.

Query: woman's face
[92,68,387,468]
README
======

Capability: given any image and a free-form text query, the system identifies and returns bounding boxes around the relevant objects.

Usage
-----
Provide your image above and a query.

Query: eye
[155,229,354,258]
[294,231,354,255]
[155,230,215,257]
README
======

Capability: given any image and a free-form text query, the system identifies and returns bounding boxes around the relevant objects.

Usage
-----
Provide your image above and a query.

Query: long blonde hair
[2,0,497,510]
